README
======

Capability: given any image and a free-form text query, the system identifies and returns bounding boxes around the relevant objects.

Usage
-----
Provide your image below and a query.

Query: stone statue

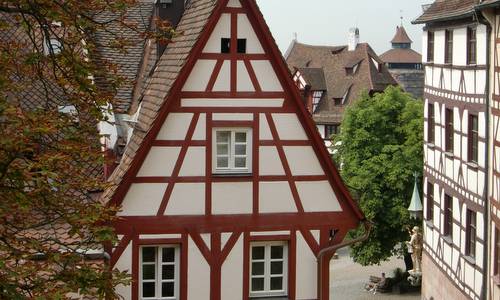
[406,226,423,273]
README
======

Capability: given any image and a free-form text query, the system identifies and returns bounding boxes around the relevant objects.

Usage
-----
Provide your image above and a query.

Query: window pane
[271,246,283,259]
[251,278,265,291]
[217,144,229,155]
[142,282,155,298]
[142,247,156,263]
[216,131,230,143]
[235,144,246,155]
[252,262,265,276]
[271,261,283,275]
[217,157,229,168]
[162,265,175,280]
[162,282,175,297]
[162,248,175,262]
[235,157,246,168]
[252,246,265,260]
[270,277,283,290]
[142,264,155,280]
[235,132,246,143]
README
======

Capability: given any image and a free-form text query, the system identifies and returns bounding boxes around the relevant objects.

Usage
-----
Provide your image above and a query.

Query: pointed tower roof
[391,26,412,44]
[408,176,423,213]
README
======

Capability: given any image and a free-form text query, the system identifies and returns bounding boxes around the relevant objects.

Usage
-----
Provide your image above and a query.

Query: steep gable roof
[102,0,217,203]
[103,0,364,221]
[286,41,396,124]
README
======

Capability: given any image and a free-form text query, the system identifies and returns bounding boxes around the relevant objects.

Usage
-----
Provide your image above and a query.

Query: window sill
[442,235,453,245]
[249,297,288,300]
[212,173,252,178]
[444,151,454,158]
[466,161,478,170]
[463,255,476,265]
[427,143,435,149]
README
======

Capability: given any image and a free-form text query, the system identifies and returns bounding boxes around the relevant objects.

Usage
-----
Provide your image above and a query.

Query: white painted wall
[118,183,167,216]
[179,147,206,177]
[213,60,231,91]
[137,147,181,177]
[259,146,285,175]
[259,181,297,213]
[114,242,132,299]
[192,113,206,140]
[203,13,231,53]
[212,182,253,214]
[259,113,272,139]
[182,60,216,91]
[272,113,308,140]
[165,183,205,215]
[296,231,317,300]
[251,60,283,92]
[188,237,210,300]
[237,61,255,92]
[237,14,264,54]
[296,181,342,212]
[284,146,324,176]
[221,236,244,300]
[157,113,193,140]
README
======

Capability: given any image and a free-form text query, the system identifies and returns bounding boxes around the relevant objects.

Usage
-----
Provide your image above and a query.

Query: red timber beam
[190,231,242,300]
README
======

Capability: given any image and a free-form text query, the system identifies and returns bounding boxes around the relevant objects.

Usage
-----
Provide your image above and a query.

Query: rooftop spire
[391,25,412,45]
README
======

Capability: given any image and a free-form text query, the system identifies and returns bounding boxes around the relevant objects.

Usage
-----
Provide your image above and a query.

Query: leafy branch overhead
[0,0,176,298]
[333,86,423,266]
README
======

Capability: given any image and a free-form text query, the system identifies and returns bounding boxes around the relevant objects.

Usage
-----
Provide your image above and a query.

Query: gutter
[475,8,492,300]
[317,220,372,300]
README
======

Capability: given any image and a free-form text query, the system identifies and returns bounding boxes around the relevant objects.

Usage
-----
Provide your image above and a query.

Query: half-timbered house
[103,1,365,300]
[414,1,489,299]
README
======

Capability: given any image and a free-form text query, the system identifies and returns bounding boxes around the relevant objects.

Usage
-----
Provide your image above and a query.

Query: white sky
[256,0,431,56]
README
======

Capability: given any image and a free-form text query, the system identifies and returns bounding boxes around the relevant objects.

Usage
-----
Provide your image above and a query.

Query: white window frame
[139,245,180,300]
[249,241,288,298]
[212,128,252,174]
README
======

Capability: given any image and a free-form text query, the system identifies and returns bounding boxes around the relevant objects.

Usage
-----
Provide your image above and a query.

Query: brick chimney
[348,27,359,51]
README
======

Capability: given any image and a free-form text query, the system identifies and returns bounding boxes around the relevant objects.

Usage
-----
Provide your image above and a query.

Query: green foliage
[333,86,423,265]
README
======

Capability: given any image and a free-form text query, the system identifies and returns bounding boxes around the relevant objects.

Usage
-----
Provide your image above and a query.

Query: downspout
[317,220,372,300]
[476,9,491,300]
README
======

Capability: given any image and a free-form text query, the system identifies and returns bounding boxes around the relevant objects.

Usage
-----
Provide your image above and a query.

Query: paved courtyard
[330,247,421,300]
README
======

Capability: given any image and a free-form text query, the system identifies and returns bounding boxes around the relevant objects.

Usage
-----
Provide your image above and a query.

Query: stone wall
[389,69,424,100]
[421,251,471,300]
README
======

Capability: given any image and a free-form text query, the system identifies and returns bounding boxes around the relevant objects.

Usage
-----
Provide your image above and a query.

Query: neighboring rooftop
[413,0,478,24]
[103,0,217,204]
[286,40,396,124]
[93,1,155,114]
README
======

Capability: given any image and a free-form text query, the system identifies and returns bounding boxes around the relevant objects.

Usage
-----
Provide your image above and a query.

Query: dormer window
[44,37,62,55]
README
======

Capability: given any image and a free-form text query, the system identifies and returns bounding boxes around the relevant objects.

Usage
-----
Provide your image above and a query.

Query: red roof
[380,48,422,64]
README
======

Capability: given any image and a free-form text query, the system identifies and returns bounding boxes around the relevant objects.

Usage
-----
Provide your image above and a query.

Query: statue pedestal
[407,270,422,287]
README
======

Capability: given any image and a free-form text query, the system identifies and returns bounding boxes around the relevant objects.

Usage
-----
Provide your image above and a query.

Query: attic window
[221,38,231,53]
[237,39,247,53]
[334,98,341,106]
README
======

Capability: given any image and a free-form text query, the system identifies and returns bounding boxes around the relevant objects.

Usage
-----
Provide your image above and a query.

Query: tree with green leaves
[333,86,423,266]
[0,1,174,298]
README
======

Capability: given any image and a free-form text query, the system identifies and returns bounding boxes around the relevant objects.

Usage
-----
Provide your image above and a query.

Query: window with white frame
[249,242,288,298]
[140,245,180,300]
[213,128,252,174]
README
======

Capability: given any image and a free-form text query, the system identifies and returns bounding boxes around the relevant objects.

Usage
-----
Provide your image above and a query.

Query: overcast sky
[256,0,431,56]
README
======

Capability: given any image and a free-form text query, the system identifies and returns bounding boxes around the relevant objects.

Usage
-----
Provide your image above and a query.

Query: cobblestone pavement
[329,247,421,300]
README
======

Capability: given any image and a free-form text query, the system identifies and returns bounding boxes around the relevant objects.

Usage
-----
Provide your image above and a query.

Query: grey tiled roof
[102,0,217,203]
[93,1,155,113]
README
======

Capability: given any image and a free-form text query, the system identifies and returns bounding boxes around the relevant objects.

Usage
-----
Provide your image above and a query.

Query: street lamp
[407,172,423,220]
